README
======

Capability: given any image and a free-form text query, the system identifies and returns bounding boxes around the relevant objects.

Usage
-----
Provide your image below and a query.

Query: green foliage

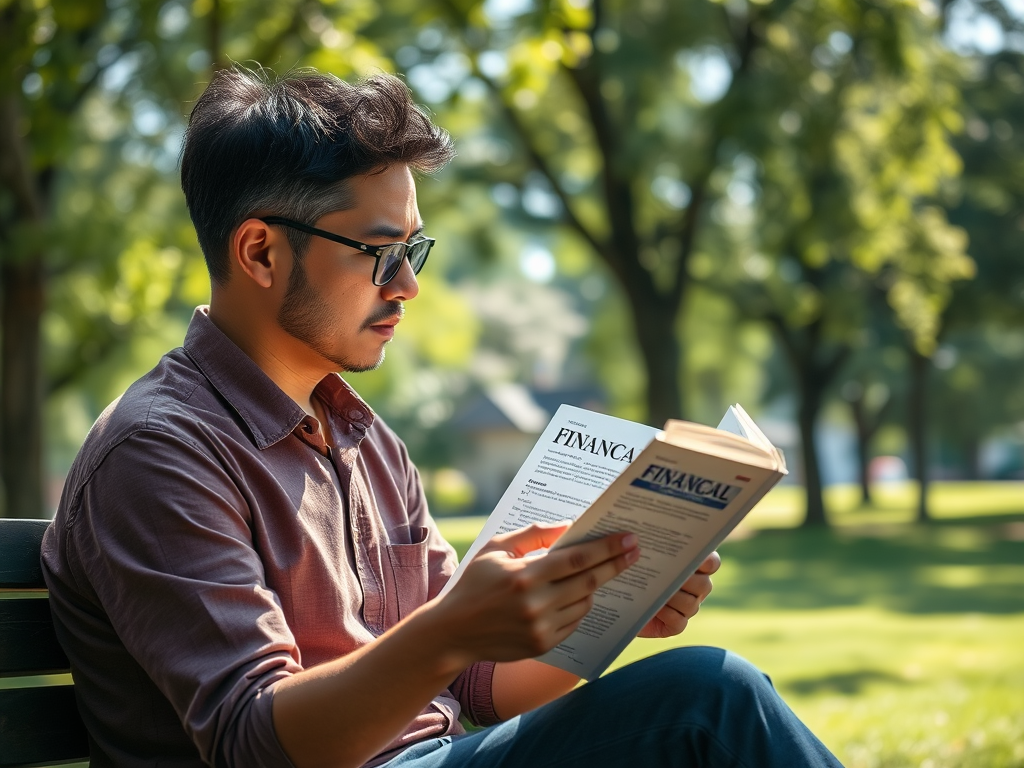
[700,0,973,352]
[3,0,1023,509]
[929,48,1024,469]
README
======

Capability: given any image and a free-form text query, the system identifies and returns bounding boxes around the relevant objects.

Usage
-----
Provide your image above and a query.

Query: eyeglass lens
[377,240,431,285]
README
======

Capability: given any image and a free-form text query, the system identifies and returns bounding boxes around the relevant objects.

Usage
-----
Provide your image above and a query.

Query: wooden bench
[0,518,89,767]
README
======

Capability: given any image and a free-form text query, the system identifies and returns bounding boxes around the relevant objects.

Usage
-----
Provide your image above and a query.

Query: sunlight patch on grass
[610,608,1024,768]
[917,564,1024,588]
[434,486,1024,767]
[736,481,1024,530]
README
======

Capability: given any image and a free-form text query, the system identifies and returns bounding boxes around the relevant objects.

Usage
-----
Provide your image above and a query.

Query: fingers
[662,586,703,619]
[642,587,701,639]
[539,532,639,583]
[696,551,722,575]
[652,605,690,636]
[552,594,595,635]
[549,545,640,605]
[678,552,718,601]
[486,521,573,558]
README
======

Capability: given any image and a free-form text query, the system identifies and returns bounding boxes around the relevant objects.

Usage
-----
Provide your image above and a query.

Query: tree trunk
[798,389,827,526]
[770,318,846,528]
[907,348,930,522]
[1,258,45,518]
[856,403,872,505]
[849,395,873,505]
[0,90,47,519]
[628,293,683,426]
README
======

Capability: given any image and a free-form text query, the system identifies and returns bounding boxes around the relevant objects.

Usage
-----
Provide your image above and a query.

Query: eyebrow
[362,222,426,241]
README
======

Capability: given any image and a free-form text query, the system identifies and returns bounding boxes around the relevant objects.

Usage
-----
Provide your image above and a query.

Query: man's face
[277,164,422,372]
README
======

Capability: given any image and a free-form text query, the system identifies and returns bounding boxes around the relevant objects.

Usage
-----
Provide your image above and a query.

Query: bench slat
[0,686,89,766]
[0,599,70,677]
[0,519,50,589]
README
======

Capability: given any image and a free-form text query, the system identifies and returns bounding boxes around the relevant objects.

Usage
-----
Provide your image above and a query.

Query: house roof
[452,382,606,434]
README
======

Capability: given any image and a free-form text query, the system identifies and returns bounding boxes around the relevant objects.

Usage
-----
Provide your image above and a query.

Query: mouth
[369,318,398,339]
[365,308,403,339]
[363,302,404,332]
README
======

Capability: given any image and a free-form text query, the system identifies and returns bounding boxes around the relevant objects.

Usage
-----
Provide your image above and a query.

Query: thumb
[485,521,573,558]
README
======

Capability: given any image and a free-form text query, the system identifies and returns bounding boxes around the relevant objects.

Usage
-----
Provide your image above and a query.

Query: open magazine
[440,404,787,681]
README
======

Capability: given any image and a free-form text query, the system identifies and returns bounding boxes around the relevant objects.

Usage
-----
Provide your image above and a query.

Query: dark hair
[180,66,455,284]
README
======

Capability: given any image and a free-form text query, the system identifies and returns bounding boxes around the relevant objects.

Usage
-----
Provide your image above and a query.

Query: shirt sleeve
[448,662,501,726]
[68,428,299,768]
[398,448,501,726]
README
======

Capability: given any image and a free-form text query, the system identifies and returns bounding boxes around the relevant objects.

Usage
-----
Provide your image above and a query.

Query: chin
[335,348,388,374]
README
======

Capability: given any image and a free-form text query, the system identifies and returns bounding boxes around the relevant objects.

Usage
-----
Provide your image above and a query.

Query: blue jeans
[384,647,843,768]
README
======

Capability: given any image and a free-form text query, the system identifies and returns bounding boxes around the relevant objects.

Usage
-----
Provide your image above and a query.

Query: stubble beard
[277,258,397,373]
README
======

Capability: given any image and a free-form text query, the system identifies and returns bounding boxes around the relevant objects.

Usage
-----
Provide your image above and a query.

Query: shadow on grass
[712,514,1024,615]
[780,669,908,696]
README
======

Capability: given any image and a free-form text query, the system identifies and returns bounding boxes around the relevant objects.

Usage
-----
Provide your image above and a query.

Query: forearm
[272,602,468,768]
[491,659,580,719]
[271,525,637,767]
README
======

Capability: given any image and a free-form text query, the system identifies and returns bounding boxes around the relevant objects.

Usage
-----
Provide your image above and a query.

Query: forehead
[339,165,420,237]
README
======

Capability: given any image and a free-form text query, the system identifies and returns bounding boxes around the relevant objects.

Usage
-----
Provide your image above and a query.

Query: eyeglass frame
[259,215,435,286]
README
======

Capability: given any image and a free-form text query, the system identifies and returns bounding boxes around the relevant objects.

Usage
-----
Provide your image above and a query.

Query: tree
[394,0,801,426]
[930,46,1024,481]
[1,0,117,518]
[836,305,900,506]
[0,0,390,517]
[2,0,520,517]
[371,0,974,525]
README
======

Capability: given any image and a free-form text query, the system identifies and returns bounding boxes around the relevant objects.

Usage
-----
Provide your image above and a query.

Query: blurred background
[1,0,1023,765]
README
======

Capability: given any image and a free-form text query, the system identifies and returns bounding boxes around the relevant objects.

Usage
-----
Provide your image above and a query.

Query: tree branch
[481,70,609,260]
[822,343,852,384]
[0,94,43,224]
[765,311,805,379]
[667,7,766,304]
[432,0,610,263]
[559,0,645,285]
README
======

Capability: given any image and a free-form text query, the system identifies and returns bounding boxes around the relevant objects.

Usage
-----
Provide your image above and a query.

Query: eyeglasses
[261,216,435,286]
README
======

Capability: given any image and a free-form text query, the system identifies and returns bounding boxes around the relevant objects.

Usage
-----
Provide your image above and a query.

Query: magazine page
[717,403,785,465]
[438,405,660,597]
[537,439,782,680]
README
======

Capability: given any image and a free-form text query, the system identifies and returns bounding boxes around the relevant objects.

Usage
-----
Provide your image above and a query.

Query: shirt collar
[182,307,374,450]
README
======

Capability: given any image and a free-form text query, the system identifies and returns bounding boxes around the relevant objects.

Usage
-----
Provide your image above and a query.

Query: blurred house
[451,383,605,514]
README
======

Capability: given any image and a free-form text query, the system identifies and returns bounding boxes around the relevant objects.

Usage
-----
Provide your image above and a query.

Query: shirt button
[349,409,364,421]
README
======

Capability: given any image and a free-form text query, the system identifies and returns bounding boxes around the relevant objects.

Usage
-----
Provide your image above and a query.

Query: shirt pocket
[383,525,431,626]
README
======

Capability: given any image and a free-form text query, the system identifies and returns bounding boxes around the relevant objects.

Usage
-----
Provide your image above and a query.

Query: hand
[637,551,721,639]
[436,522,640,665]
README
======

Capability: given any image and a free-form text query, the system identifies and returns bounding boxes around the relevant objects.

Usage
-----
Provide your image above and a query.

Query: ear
[231,218,288,289]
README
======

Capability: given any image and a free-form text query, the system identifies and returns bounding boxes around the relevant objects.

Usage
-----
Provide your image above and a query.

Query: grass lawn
[437,481,1024,768]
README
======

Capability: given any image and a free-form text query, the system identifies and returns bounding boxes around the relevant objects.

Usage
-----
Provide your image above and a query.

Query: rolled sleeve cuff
[222,683,297,768]
[452,660,500,727]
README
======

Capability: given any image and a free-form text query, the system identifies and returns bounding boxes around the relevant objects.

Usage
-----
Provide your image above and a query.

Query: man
[42,67,843,768]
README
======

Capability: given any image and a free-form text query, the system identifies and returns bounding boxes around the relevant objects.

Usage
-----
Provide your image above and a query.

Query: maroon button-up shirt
[41,307,497,768]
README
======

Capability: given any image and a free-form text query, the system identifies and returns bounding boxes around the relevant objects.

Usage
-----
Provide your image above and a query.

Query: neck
[208,296,328,416]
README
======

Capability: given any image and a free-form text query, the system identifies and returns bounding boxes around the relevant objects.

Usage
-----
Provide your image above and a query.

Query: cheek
[305,261,362,304]
[320,277,376,328]
[331,278,367,308]
[296,251,378,322]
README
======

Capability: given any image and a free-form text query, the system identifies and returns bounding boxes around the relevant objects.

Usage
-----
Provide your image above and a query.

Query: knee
[630,647,776,703]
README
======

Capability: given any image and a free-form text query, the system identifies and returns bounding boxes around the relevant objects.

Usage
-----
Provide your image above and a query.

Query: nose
[381,253,419,302]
